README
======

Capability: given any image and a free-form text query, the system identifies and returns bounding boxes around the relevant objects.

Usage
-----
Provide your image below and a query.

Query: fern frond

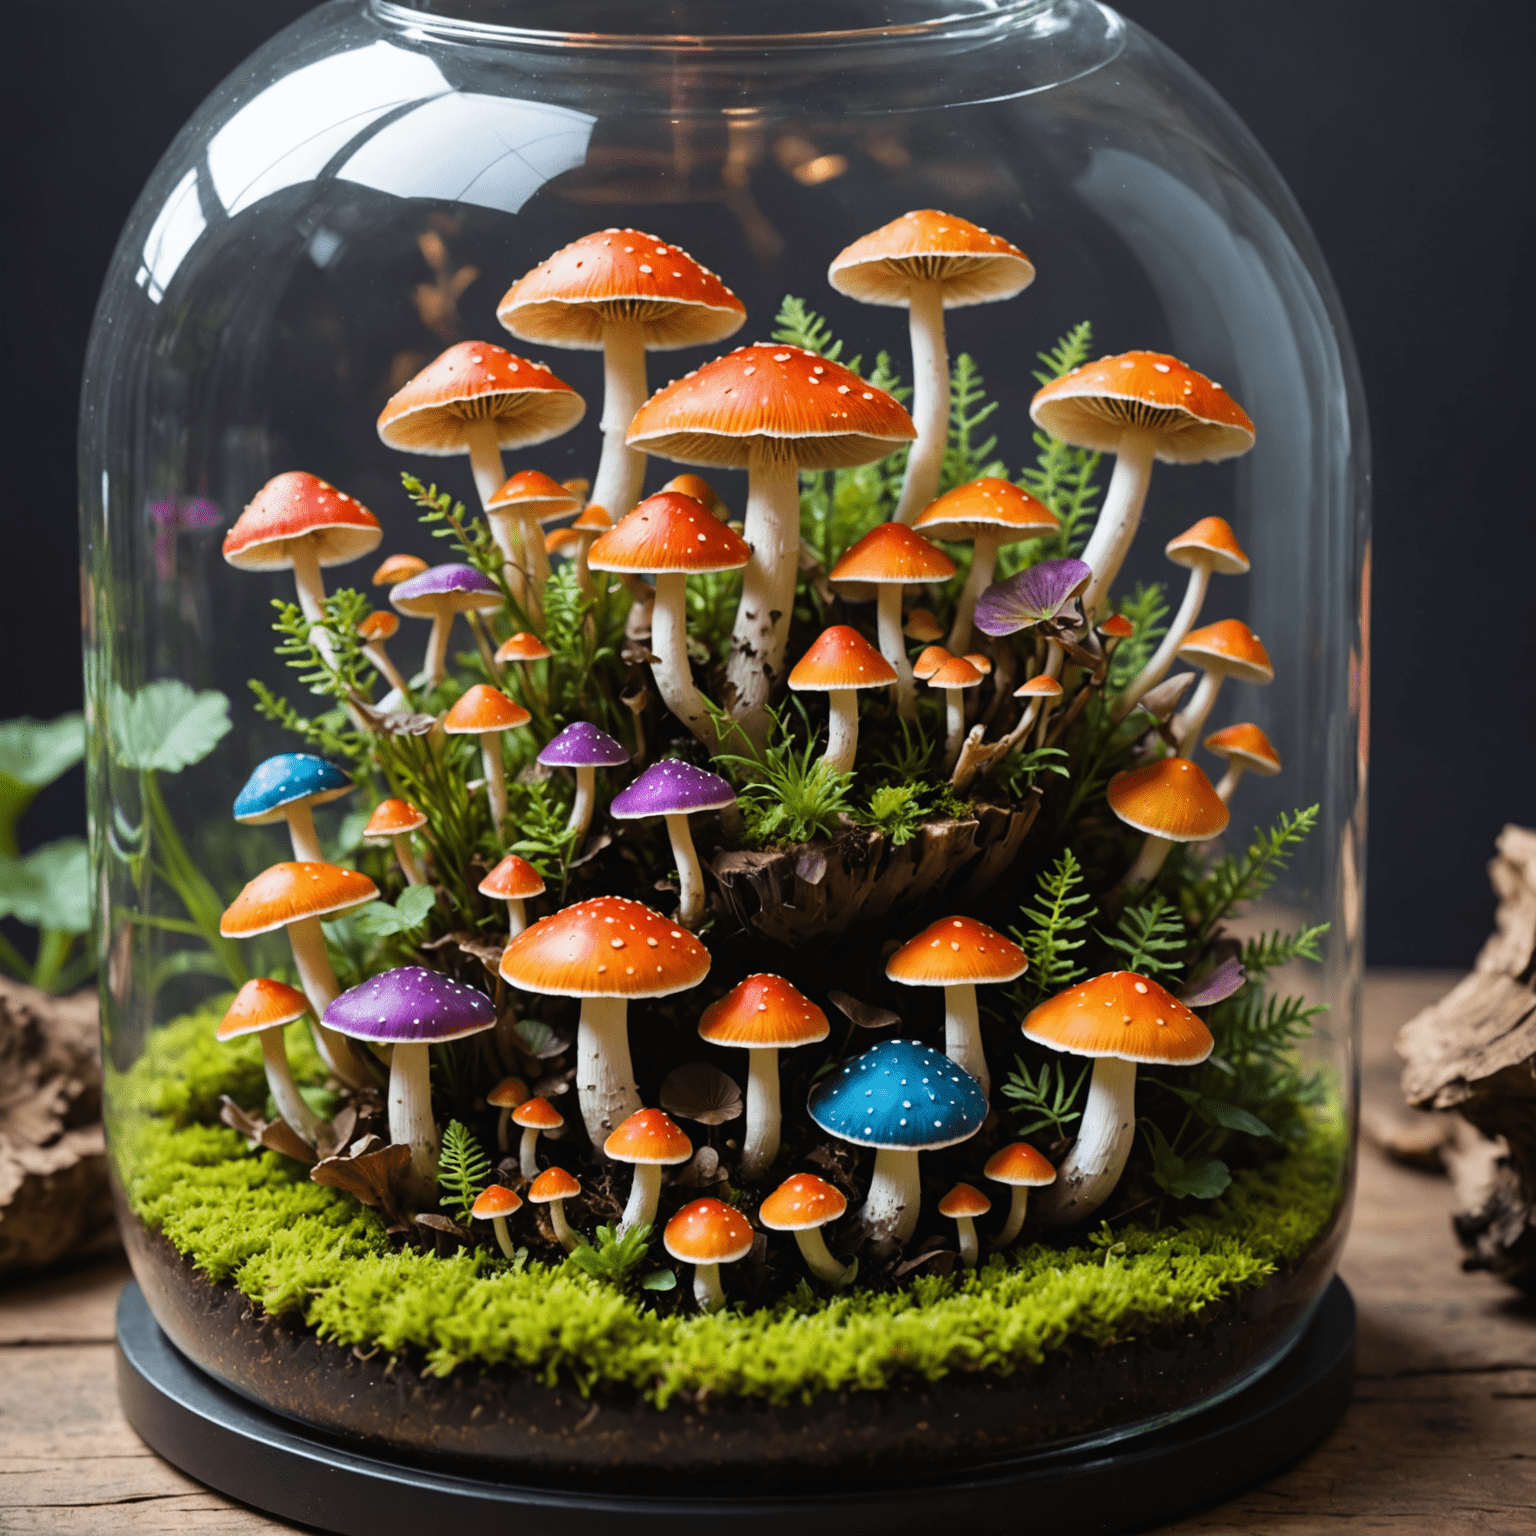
[1099,893,1188,977]
[940,353,1006,493]
[438,1119,493,1223]
[1189,806,1321,940]
[1105,583,1171,690]
[1013,849,1095,1001]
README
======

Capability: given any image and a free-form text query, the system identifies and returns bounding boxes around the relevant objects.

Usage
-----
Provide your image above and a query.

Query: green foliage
[1187,806,1321,942]
[1100,894,1187,975]
[1105,584,1171,692]
[714,707,857,848]
[0,839,89,933]
[1143,1123,1232,1201]
[403,474,512,603]
[347,884,436,940]
[438,1120,494,1224]
[112,1009,1346,1403]
[507,780,581,887]
[997,745,1071,796]
[108,681,231,773]
[859,783,928,846]
[771,296,849,364]
[249,679,355,762]
[1001,1056,1088,1138]
[566,1223,654,1287]
[940,353,1007,492]
[1015,322,1102,559]
[1014,850,1094,1002]
[0,713,84,858]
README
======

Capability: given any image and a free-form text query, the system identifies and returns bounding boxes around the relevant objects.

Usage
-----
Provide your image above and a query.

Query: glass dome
[84,0,1368,1484]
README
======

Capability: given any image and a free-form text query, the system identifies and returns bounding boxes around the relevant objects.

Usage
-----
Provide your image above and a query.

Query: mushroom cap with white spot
[886,915,1028,987]
[233,753,352,824]
[828,210,1035,310]
[1022,970,1213,1066]
[322,965,497,1045]
[807,1038,986,1152]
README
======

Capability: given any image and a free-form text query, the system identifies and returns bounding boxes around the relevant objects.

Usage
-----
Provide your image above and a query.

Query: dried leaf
[514,1018,570,1059]
[311,1137,412,1225]
[218,1096,316,1163]
[660,1062,743,1126]
[1136,672,1195,722]
[828,990,901,1031]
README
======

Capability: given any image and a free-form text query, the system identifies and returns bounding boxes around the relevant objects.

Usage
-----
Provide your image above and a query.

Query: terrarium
[83,0,1368,1509]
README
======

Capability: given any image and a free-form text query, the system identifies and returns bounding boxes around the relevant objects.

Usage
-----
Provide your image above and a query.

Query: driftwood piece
[0,979,114,1275]
[710,797,1039,947]
[1399,823,1536,1292]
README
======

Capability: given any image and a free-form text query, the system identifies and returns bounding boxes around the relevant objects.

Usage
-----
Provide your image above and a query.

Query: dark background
[2,0,1532,966]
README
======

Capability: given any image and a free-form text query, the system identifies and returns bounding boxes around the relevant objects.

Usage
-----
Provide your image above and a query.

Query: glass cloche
[85,0,1368,1484]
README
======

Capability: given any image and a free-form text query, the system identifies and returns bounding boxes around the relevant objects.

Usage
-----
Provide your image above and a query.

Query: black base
[117,1277,1355,1536]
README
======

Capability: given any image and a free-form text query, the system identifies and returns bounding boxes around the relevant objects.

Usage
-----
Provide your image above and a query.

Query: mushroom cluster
[202,209,1312,1310]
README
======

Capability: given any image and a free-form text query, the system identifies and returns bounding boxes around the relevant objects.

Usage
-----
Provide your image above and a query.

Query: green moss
[110,1011,1347,1407]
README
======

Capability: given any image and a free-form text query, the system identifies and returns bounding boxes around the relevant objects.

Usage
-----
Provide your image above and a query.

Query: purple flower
[973,559,1091,637]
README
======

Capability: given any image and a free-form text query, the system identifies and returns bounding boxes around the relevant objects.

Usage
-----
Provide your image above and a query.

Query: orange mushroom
[1107,756,1230,890]
[442,685,531,837]
[363,798,428,886]
[663,1197,753,1313]
[786,625,898,775]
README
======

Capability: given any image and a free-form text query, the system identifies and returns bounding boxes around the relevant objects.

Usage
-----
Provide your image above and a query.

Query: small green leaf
[0,714,86,788]
[1197,1099,1276,1139]
[0,839,90,932]
[349,884,433,938]
[109,681,232,773]
[1164,1156,1232,1201]
[640,1268,677,1292]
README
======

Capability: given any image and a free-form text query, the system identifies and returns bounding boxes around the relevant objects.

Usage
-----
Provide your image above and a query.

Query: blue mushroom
[233,753,353,863]
[808,1038,986,1244]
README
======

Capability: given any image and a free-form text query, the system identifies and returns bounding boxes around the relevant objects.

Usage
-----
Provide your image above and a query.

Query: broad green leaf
[640,1269,677,1292]
[109,681,232,773]
[1162,1156,1232,1201]
[0,714,86,854]
[0,838,90,932]
[1197,1099,1276,1139]
[349,884,432,938]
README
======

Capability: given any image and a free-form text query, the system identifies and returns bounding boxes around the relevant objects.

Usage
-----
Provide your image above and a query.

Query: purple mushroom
[537,721,630,842]
[390,563,502,685]
[1179,955,1247,1007]
[323,966,496,1200]
[974,559,1093,638]
[609,760,736,928]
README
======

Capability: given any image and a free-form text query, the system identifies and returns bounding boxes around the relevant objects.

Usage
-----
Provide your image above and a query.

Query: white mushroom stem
[1115,563,1212,719]
[692,1261,727,1314]
[946,529,1004,653]
[547,1198,579,1252]
[284,917,372,1090]
[362,639,412,699]
[422,612,458,686]
[994,1186,1030,1248]
[894,281,948,525]
[823,690,860,776]
[726,452,802,750]
[651,572,723,753]
[486,509,529,589]
[280,803,322,864]
[952,1213,980,1268]
[1122,833,1175,892]
[794,1227,853,1285]
[860,1146,922,1244]
[592,319,649,522]
[740,1046,781,1181]
[1079,427,1159,619]
[387,1039,440,1202]
[1214,764,1245,804]
[941,686,969,771]
[1036,1056,1138,1226]
[391,834,425,886]
[487,1213,516,1260]
[941,983,989,1099]
[496,1106,515,1153]
[518,1125,543,1180]
[1172,669,1226,750]
[568,765,597,841]
[521,511,551,588]
[478,730,508,838]
[619,1162,662,1235]
[663,812,707,929]
[574,532,600,597]
[259,1028,324,1144]
[877,585,918,720]
[506,898,528,943]
[576,995,641,1150]
[463,420,509,513]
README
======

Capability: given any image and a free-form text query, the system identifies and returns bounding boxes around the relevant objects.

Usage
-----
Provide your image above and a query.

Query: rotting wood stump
[710,795,1039,947]
[1399,823,1536,1293]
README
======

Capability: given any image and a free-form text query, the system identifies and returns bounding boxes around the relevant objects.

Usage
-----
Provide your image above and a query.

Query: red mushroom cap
[697,974,830,1049]
[627,344,915,471]
[472,1185,523,1220]
[604,1107,693,1166]
[829,211,1034,308]
[224,472,382,571]
[586,491,751,575]
[984,1142,1057,1187]
[479,853,546,902]
[1166,516,1249,576]
[914,478,1059,543]
[787,626,899,693]
[528,1166,582,1203]
[1022,971,1213,1066]
[498,229,746,352]
[937,1182,992,1219]
[442,685,532,735]
[1031,352,1255,463]
[494,632,553,664]
[830,521,957,586]
[512,1096,565,1131]
[1098,614,1136,639]
[377,341,585,455]
[373,553,429,587]
[663,1197,754,1263]
[364,798,427,839]
[486,1077,530,1109]
[758,1173,847,1232]
[928,654,984,690]
[572,504,613,533]
[357,611,400,643]
[216,978,310,1040]
[1177,619,1274,684]
[1202,722,1282,776]
[886,915,1028,987]
[1014,675,1064,699]
[499,896,710,999]
[1106,757,1230,842]
[219,862,378,937]
[487,469,581,523]
[913,645,952,681]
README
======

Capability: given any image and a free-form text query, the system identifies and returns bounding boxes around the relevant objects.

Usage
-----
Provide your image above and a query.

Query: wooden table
[3,973,1534,1534]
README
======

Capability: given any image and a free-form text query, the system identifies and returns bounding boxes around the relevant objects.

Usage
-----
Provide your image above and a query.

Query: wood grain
[1,972,1532,1534]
